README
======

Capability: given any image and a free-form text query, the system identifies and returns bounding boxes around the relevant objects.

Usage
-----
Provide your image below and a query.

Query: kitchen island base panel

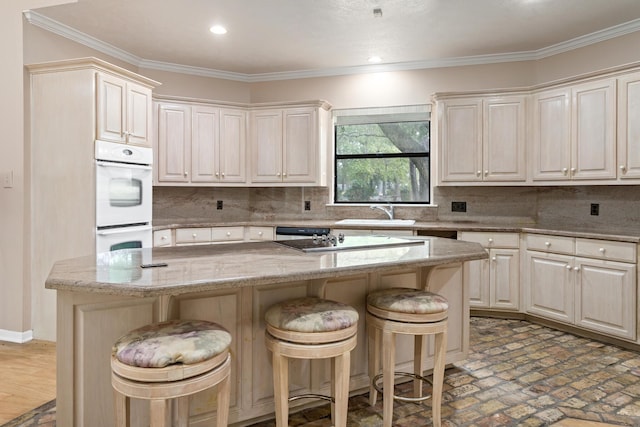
[55,264,468,426]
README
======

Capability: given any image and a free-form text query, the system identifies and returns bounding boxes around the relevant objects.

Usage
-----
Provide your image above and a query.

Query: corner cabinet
[524,234,637,341]
[97,72,153,147]
[436,94,526,184]
[249,103,330,186]
[154,101,247,186]
[458,232,520,311]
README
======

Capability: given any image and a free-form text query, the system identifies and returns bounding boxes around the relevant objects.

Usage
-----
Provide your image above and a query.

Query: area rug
[0,399,56,427]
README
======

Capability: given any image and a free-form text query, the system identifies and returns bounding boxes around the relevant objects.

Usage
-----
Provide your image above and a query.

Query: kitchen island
[46,237,487,426]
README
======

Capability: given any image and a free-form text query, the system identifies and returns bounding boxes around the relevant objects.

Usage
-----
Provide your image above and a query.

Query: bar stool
[111,319,232,427]
[264,297,359,427]
[366,288,448,427]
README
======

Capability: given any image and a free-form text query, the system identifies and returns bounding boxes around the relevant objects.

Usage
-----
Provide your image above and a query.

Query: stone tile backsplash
[153,185,640,232]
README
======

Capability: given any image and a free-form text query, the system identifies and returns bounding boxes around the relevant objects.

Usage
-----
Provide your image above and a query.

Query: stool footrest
[288,393,335,404]
[372,372,433,403]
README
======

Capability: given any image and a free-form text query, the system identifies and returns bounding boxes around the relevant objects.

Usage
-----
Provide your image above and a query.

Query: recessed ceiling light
[209,25,227,35]
[368,56,382,63]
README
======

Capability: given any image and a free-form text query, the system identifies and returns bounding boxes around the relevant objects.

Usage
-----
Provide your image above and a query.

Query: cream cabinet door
[571,78,617,180]
[191,106,219,182]
[156,103,191,182]
[250,109,283,183]
[439,98,483,182]
[465,258,490,308]
[97,73,152,146]
[525,251,574,324]
[532,88,572,180]
[483,96,526,182]
[574,258,636,340]
[220,108,247,183]
[283,107,317,183]
[617,72,640,179]
[489,248,519,310]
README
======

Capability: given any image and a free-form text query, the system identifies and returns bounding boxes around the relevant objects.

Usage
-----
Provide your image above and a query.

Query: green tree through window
[335,120,430,203]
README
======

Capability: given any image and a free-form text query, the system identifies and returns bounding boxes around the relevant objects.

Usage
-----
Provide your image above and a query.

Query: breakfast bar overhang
[46,237,487,426]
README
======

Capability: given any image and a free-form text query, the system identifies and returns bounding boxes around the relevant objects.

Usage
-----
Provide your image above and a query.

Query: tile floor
[249,317,640,427]
[5,317,640,426]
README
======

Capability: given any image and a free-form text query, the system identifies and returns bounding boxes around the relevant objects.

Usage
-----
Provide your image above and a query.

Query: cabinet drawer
[175,227,212,244]
[211,226,244,242]
[575,238,636,263]
[248,226,274,241]
[153,229,173,247]
[526,234,574,254]
[458,232,519,248]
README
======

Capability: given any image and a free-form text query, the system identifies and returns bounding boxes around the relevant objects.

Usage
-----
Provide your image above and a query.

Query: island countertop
[45,237,488,297]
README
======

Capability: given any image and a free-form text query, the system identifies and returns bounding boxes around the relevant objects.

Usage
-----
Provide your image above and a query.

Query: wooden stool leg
[150,399,170,427]
[217,373,231,427]
[330,358,336,426]
[382,330,395,427]
[113,389,130,427]
[414,334,426,398]
[272,349,289,427]
[368,324,381,405]
[174,397,189,427]
[432,329,447,427]
[333,351,351,427]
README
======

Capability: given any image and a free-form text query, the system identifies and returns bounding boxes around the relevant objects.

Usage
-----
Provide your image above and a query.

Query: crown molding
[23,10,640,83]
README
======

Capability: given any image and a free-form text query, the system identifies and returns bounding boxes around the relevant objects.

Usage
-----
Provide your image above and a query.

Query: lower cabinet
[524,234,637,340]
[458,232,520,311]
[159,225,275,246]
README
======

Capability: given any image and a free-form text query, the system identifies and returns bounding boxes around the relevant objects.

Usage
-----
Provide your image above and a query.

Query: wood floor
[0,340,56,424]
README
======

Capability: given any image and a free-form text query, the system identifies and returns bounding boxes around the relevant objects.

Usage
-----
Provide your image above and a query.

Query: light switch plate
[2,171,13,188]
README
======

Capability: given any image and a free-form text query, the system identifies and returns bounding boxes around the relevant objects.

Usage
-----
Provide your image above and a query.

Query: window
[334,106,430,204]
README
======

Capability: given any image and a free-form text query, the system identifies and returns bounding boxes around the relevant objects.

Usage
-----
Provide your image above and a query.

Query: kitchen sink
[334,219,416,226]
[275,235,423,252]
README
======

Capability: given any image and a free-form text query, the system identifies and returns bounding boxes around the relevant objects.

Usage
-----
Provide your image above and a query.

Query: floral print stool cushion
[367,288,448,322]
[265,297,359,344]
[113,319,232,368]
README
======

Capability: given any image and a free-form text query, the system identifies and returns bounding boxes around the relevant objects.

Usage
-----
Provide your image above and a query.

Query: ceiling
[27,0,640,81]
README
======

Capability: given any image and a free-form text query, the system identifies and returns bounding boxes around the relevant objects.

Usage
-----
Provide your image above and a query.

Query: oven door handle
[96,160,152,171]
[97,225,153,235]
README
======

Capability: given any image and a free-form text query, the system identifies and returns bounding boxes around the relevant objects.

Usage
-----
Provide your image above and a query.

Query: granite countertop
[152,219,640,243]
[45,237,487,297]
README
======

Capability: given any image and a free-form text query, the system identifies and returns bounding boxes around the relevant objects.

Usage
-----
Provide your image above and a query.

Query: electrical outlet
[590,203,599,216]
[451,201,467,212]
[216,200,223,210]
[304,201,311,211]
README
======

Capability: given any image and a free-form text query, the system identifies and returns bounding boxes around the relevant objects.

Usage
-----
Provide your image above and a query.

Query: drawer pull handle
[599,248,605,253]
[161,236,167,240]
[488,238,493,244]
[258,231,263,236]
[226,232,231,236]
[544,241,551,247]
[192,233,197,238]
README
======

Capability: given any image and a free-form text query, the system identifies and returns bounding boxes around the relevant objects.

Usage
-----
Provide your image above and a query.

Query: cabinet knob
[491,256,496,261]
[221,172,225,177]
[184,172,188,177]
[161,236,167,240]
[566,265,572,270]
[574,266,580,272]
[488,238,494,244]
[562,168,568,175]
[545,241,551,247]
[215,172,219,177]
[476,170,481,176]
[226,232,231,236]
[192,233,197,238]
[599,247,605,253]
[570,167,576,174]
[276,172,281,177]
[620,165,627,173]
[484,170,489,176]
[258,231,263,236]
[283,172,287,177]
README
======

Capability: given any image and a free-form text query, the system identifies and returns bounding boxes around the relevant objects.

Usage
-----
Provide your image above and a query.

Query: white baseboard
[0,329,34,343]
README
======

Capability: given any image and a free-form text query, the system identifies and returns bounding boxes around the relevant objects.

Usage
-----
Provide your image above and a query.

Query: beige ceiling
[29,0,640,80]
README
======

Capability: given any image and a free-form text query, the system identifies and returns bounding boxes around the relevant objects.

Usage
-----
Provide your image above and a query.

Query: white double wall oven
[95,140,153,253]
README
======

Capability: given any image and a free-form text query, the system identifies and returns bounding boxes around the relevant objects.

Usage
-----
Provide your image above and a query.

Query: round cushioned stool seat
[265,297,359,343]
[111,319,233,427]
[367,288,448,323]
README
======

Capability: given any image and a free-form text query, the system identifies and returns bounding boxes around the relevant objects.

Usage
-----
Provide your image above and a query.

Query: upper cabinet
[97,72,153,147]
[532,79,616,182]
[249,106,328,185]
[617,71,640,179]
[154,98,331,187]
[436,64,640,187]
[155,101,247,186]
[437,94,526,184]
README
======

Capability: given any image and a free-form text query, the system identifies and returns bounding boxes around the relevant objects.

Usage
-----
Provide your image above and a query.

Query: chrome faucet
[370,203,394,220]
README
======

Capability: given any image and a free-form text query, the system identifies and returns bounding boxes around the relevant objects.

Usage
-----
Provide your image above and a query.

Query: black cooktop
[275,235,424,253]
